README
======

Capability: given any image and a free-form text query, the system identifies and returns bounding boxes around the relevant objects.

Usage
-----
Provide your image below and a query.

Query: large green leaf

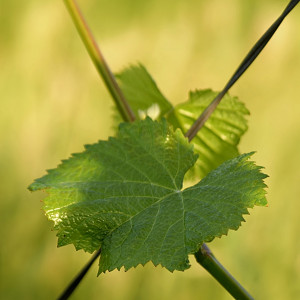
[167,89,250,179]
[29,118,267,273]
[116,64,173,120]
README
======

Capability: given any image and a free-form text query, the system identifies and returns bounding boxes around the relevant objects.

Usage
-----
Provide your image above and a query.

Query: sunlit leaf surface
[29,118,267,273]
[168,89,249,179]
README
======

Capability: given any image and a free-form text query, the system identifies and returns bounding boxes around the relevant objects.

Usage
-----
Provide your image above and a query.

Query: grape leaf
[116,64,173,120]
[29,118,267,273]
[167,89,250,179]
[116,66,248,180]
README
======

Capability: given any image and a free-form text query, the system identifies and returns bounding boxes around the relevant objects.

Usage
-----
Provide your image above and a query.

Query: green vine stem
[63,0,136,123]
[195,244,254,300]
[185,0,299,141]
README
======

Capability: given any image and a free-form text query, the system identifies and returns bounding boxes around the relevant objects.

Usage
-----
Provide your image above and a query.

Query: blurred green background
[1,0,299,299]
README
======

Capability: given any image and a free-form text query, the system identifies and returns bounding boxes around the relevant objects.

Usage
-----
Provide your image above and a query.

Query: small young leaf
[116,64,173,120]
[167,89,249,179]
[29,118,267,274]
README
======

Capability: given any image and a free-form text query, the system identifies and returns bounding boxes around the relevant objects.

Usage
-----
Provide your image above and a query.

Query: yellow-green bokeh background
[1,0,299,299]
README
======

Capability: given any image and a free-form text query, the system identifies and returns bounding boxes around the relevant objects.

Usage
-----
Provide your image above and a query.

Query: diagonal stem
[185,0,299,141]
[57,249,101,300]
[63,0,136,123]
[190,1,299,297]
[195,244,254,300]
[59,3,136,298]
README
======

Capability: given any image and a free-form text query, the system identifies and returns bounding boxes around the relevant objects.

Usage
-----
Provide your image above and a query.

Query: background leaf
[116,66,249,182]
[29,118,267,274]
[167,89,249,179]
[116,64,173,120]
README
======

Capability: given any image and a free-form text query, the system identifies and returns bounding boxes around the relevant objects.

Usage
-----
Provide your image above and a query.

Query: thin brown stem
[185,0,299,141]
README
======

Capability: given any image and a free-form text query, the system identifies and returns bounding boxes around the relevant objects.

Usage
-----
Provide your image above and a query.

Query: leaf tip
[28,181,45,192]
